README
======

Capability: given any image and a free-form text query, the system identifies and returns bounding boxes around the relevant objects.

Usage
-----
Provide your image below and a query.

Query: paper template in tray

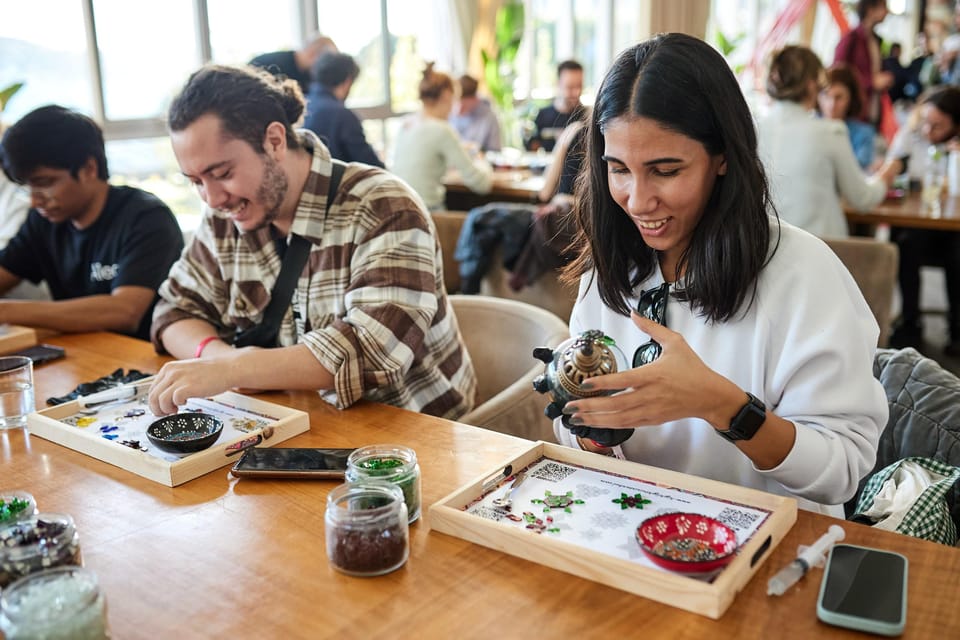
[429,441,797,619]
[27,390,309,487]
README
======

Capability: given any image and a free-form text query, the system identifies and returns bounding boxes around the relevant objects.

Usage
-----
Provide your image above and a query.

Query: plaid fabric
[153,130,476,419]
[855,457,960,546]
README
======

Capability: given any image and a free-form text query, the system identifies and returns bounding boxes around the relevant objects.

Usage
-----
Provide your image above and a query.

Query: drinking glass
[0,356,34,430]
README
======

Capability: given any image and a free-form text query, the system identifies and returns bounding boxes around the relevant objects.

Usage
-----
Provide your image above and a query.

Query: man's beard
[254,155,289,230]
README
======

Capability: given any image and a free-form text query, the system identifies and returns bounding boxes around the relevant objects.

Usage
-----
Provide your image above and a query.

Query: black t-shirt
[528,104,582,152]
[0,185,185,339]
[249,50,310,95]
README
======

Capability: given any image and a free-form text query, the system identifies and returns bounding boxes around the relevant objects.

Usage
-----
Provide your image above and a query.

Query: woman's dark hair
[922,84,960,126]
[1,105,108,183]
[767,45,824,103]
[823,64,864,119]
[566,33,775,323]
[168,64,304,152]
[857,0,886,21]
[419,62,454,102]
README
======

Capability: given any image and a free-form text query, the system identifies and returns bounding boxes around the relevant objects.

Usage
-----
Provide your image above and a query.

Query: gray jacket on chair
[846,348,960,526]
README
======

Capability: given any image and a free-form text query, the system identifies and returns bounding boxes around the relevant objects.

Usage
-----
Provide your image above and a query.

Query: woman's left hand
[563,313,744,430]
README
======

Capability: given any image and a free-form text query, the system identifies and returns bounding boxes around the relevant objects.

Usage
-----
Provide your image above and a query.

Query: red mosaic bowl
[635,512,738,574]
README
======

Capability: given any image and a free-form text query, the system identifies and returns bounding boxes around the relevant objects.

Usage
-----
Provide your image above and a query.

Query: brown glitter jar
[0,513,83,589]
[325,481,409,577]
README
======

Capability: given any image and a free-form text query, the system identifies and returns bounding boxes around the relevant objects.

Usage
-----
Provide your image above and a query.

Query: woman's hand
[562,314,745,430]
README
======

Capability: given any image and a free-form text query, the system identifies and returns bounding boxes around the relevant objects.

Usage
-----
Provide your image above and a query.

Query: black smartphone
[10,344,66,365]
[817,543,908,636]
[230,447,355,479]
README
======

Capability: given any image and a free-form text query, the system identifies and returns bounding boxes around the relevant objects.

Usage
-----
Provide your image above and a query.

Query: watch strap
[716,392,766,442]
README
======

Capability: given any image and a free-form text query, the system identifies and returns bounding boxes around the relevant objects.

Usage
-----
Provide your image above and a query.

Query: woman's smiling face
[602,115,726,278]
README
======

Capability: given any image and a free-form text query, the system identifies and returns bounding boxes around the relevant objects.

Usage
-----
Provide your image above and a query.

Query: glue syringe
[767,524,845,596]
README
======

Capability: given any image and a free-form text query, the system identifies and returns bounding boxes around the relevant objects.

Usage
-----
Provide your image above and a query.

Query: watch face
[720,394,766,441]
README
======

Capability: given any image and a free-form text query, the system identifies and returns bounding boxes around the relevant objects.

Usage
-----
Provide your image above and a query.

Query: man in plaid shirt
[148,64,476,420]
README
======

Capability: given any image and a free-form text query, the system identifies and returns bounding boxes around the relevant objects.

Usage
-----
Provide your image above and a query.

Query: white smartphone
[816,543,908,636]
[230,447,355,479]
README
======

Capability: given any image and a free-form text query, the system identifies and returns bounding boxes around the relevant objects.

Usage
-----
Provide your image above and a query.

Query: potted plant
[481,1,524,149]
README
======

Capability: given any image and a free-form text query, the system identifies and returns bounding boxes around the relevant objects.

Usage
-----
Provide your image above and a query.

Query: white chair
[450,295,569,441]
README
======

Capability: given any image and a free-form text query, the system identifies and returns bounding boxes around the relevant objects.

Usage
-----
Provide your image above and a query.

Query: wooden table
[444,169,545,210]
[846,190,960,231]
[3,332,959,639]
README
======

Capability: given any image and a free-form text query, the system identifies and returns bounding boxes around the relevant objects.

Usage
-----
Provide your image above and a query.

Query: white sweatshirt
[554,220,887,516]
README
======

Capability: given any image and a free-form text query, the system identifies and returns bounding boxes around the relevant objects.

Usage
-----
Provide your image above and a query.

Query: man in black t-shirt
[0,106,184,340]
[526,60,584,152]
[249,34,337,95]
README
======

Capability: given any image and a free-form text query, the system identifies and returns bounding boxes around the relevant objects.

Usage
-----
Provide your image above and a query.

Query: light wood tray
[429,441,797,619]
[0,325,37,354]
[27,390,310,487]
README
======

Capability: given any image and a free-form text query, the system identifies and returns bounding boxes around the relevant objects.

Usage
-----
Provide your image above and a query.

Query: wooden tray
[0,325,37,354]
[27,390,309,486]
[429,441,797,619]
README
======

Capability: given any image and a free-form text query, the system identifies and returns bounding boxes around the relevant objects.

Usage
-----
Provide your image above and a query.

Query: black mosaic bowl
[146,413,223,454]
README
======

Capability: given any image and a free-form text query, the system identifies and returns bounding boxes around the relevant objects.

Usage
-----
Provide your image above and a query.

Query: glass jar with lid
[0,513,82,588]
[0,566,109,639]
[345,444,421,523]
[325,481,409,577]
[0,491,38,525]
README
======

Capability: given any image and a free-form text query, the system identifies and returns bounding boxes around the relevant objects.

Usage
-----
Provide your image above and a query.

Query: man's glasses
[15,182,59,202]
[632,282,669,368]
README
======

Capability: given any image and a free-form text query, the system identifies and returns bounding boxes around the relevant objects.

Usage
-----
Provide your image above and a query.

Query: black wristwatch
[716,392,766,442]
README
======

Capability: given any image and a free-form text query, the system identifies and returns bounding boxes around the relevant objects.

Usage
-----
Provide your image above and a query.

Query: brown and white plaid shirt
[152,130,476,419]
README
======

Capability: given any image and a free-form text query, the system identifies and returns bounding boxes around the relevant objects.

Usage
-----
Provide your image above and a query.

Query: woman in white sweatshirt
[553,34,887,517]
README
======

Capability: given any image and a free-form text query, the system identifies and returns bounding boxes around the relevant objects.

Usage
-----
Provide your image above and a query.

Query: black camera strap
[234,160,345,347]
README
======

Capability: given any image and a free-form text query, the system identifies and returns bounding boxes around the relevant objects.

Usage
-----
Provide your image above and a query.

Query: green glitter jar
[345,445,421,523]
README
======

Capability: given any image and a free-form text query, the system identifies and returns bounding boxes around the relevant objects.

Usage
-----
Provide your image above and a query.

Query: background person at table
[818,64,878,169]
[249,33,337,96]
[302,52,383,167]
[0,105,183,339]
[833,0,893,126]
[526,59,584,152]
[757,46,897,239]
[555,34,886,517]
[885,85,960,354]
[389,63,492,211]
[449,74,502,153]
[455,119,585,294]
[149,64,476,420]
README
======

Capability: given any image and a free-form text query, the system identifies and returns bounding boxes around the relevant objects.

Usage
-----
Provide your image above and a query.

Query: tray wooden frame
[0,325,37,354]
[429,441,797,619]
[27,390,309,487]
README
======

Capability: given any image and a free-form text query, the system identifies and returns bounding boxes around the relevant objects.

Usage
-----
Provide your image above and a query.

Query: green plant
[714,30,746,75]
[480,1,524,114]
[0,82,24,115]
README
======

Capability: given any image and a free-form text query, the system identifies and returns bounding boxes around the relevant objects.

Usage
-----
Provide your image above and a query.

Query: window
[93,0,199,122]
[208,0,302,65]
[0,0,94,123]
[317,0,387,109]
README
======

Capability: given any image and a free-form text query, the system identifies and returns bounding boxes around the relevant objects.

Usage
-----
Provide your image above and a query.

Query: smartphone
[230,447,355,479]
[10,344,66,365]
[817,543,908,636]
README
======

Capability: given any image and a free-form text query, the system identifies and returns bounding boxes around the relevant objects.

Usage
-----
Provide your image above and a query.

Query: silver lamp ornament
[532,330,634,447]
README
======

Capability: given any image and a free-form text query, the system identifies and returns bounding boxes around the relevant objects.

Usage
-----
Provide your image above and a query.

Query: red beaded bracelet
[194,336,218,359]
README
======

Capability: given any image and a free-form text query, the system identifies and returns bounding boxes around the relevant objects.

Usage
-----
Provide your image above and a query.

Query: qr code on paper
[531,461,576,482]
[715,507,761,531]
